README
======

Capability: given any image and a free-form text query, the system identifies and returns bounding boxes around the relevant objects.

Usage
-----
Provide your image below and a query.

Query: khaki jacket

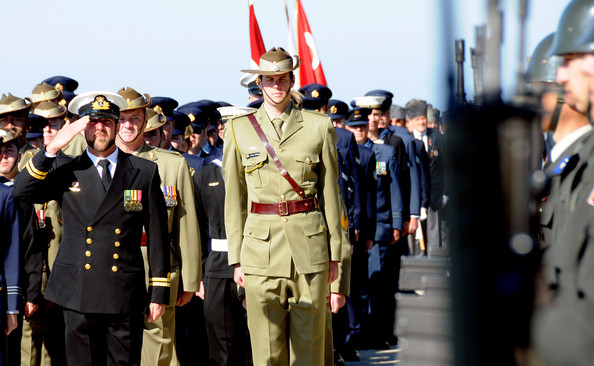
[135,143,202,294]
[223,103,342,277]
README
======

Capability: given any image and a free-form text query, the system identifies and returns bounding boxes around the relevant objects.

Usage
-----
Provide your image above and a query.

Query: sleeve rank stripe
[149,282,171,287]
[25,160,48,180]
[149,277,170,283]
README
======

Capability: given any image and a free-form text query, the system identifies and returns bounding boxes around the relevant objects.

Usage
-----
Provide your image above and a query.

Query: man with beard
[115,87,201,366]
[13,91,170,366]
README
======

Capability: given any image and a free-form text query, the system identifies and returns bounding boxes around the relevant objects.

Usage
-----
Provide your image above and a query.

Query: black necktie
[98,159,112,191]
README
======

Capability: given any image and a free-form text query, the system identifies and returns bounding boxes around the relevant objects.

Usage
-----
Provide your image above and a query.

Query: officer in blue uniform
[300,84,361,245]
[177,102,222,159]
[149,96,179,151]
[345,107,404,349]
[0,129,22,366]
[171,110,205,173]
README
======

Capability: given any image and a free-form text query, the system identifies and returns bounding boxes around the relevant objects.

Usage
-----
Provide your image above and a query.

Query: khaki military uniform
[60,133,87,158]
[133,143,201,366]
[18,141,39,172]
[223,103,342,365]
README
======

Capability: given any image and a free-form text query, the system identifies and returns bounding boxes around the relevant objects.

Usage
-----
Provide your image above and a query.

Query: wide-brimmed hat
[0,93,32,116]
[33,101,67,119]
[29,83,64,104]
[144,106,167,132]
[69,91,127,120]
[241,47,301,75]
[117,87,151,111]
[0,128,18,146]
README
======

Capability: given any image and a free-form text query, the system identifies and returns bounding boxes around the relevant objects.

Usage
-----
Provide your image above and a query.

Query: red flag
[296,0,327,87]
[249,0,266,68]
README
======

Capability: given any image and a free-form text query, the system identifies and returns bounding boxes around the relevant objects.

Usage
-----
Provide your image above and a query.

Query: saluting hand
[45,116,90,155]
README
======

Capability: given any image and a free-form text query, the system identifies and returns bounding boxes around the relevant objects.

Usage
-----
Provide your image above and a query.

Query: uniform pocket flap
[241,152,268,167]
[243,219,271,240]
[302,212,326,237]
[295,152,320,165]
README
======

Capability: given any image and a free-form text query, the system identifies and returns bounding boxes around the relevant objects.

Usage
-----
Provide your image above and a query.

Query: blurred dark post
[446,0,541,365]
[455,39,467,105]
[471,25,486,105]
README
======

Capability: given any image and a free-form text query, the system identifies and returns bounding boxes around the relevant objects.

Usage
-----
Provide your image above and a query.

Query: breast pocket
[241,152,269,188]
[294,152,320,184]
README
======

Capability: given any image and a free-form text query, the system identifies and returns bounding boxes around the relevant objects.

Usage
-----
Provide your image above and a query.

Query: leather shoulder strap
[247,114,307,199]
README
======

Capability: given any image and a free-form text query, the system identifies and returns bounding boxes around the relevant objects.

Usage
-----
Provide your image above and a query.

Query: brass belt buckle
[278,201,289,216]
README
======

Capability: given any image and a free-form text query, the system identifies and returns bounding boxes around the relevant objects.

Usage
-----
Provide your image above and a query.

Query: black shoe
[334,350,345,366]
[387,334,398,346]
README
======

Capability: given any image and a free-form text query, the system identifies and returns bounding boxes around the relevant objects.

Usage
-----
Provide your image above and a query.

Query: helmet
[525,33,563,83]
[548,0,594,56]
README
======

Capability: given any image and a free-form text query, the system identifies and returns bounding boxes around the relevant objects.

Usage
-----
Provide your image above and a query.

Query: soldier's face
[43,117,65,145]
[557,54,590,114]
[160,120,173,149]
[579,54,594,114]
[368,109,381,131]
[380,110,390,127]
[412,116,428,133]
[118,109,146,144]
[333,118,346,129]
[171,134,185,151]
[217,121,225,141]
[261,74,293,105]
[0,112,27,138]
[143,129,163,148]
[0,143,19,175]
[85,118,116,154]
[345,124,369,144]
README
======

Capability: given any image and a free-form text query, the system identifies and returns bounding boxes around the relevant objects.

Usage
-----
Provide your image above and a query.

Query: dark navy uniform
[335,128,361,242]
[13,149,170,365]
[193,158,252,366]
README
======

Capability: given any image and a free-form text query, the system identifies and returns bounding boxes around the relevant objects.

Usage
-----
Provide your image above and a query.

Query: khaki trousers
[244,269,328,366]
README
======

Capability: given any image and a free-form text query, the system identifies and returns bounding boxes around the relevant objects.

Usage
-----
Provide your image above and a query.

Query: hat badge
[330,105,337,114]
[311,90,319,98]
[126,98,134,108]
[59,99,67,106]
[272,62,280,72]
[55,83,63,92]
[188,113,195,122]
[354,110,361,118]
[91,95,110,110]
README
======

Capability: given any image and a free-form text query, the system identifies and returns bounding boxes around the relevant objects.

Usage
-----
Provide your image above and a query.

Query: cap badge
[59,99,67,106]
[330,105,337,114]
[55,83,63,92]
[126,98,134,108]
[91,96,110,111]
[188,113,195,122]
[272,62,280,72]
[311,90,319,98]
[354,110,361,118]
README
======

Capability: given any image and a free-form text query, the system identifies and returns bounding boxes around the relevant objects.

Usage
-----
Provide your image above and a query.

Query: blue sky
[0,0,570,111]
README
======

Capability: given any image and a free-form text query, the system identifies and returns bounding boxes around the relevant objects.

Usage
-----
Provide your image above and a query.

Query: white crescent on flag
[304,32,320,70]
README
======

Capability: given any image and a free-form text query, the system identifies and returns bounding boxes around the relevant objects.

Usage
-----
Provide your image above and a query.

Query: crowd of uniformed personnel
[0,65,447,365]
[1,0,594,364]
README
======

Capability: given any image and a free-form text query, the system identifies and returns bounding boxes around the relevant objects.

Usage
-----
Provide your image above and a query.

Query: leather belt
[251,197,318,216]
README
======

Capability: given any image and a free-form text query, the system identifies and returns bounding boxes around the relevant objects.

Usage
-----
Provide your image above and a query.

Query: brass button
[112,266,118,272]
[85,251,91,257]
[251,160,255,166]
[115,228,121,234]
[87,226,93,232]
[305,158,311,164]
[281,195,286,200]
[86,238,92,244]
[85,264,91,270]
[321,226,325,231]
[279,148,284,153]
[283,218,288,223]
[249,231,253,235]
[113,253,119,260]
[114,241,121,247]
